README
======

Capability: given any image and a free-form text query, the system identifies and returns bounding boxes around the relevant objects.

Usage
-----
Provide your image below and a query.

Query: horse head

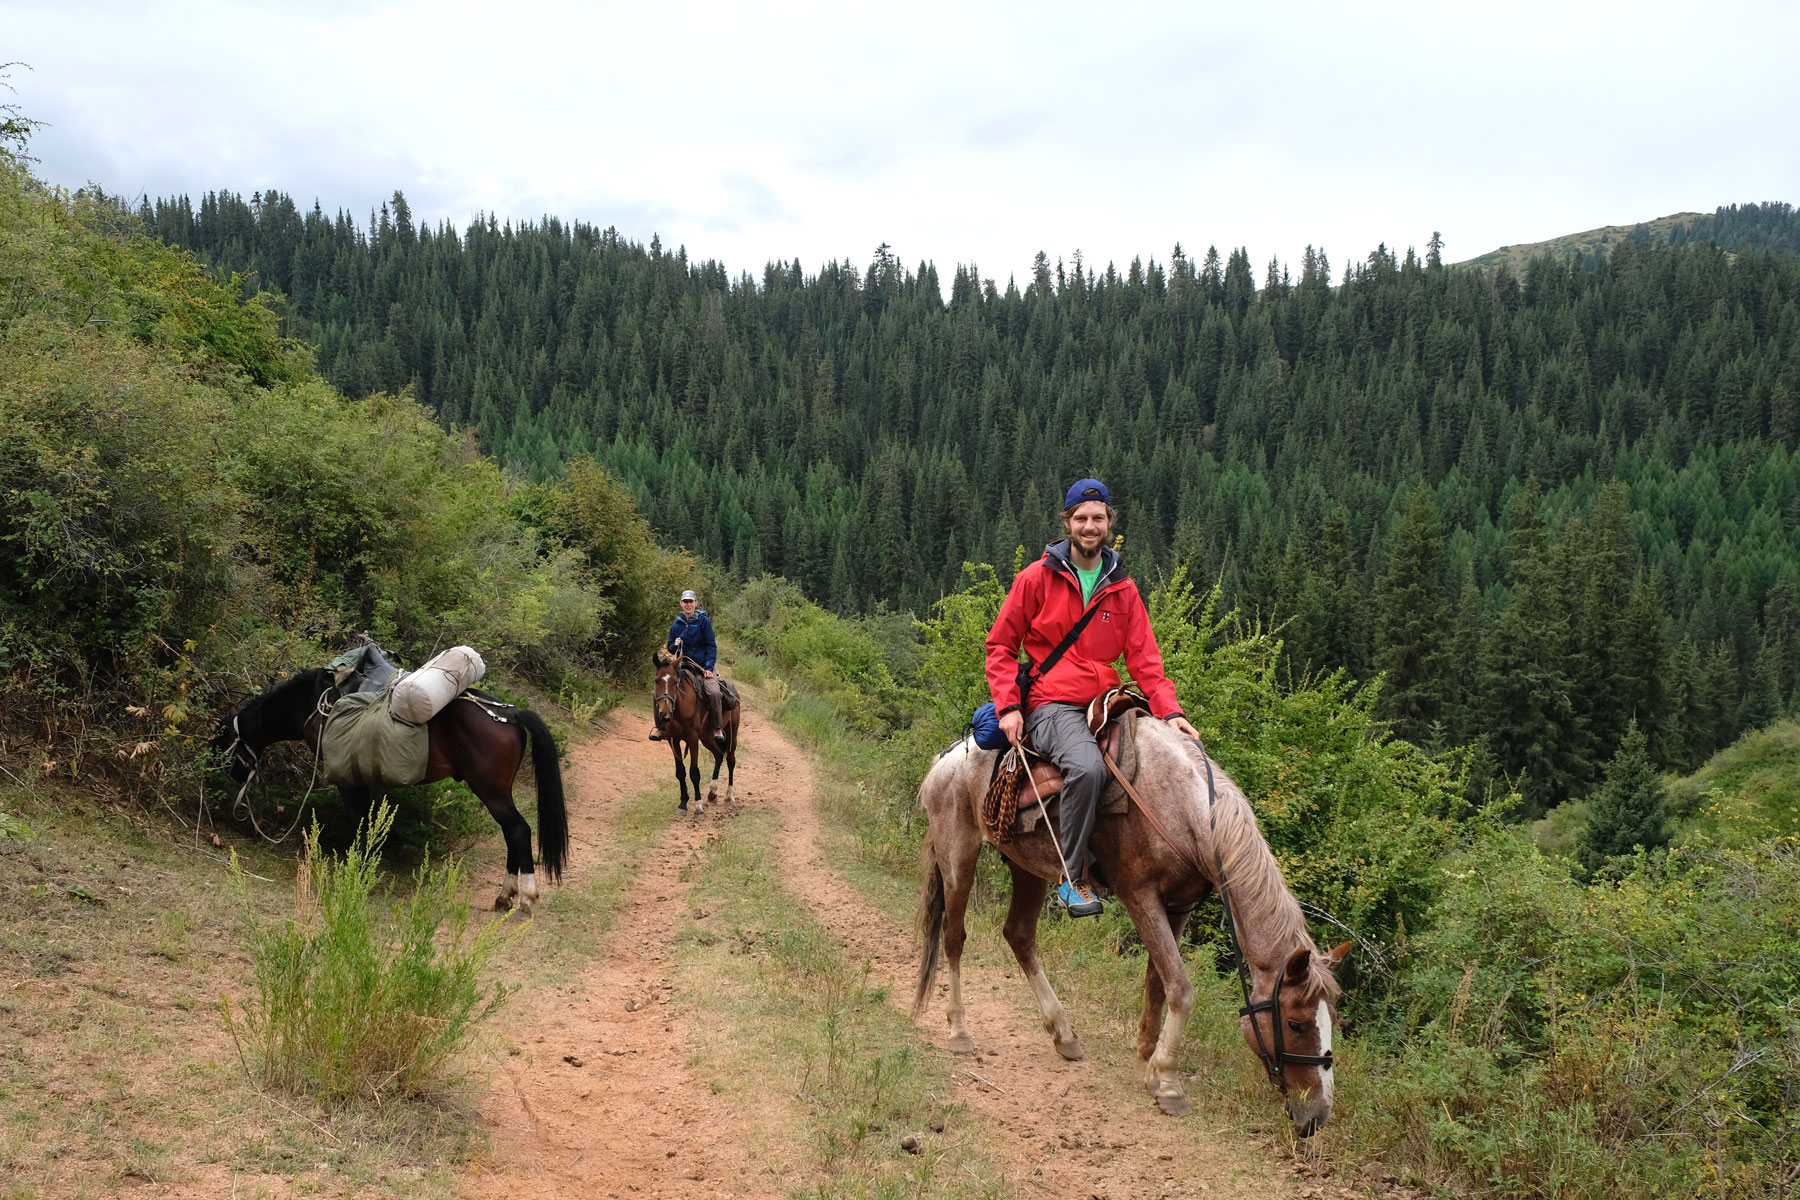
[651,652,684,727]
[1241,939,1351,1137]
[208,669,331,784]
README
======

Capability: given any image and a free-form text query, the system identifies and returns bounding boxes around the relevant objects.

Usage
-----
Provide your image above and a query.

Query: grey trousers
[1026,702,1105,882]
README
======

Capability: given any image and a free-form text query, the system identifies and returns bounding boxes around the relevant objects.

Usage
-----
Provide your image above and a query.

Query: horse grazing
[211,668,568,913]
[651,651,738,815]
[913,718,1349,1135]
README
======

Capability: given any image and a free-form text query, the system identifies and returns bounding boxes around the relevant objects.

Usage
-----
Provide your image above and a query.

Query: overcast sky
[7,1,1799,286]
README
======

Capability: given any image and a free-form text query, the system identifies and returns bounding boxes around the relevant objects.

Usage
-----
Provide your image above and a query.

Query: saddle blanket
[321,686,429,789]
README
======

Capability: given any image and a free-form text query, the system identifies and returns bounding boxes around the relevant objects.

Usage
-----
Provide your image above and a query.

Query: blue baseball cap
[1063,478,1111,509]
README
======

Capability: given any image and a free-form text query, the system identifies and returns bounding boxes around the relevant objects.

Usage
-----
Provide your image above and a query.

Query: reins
[1104,733,1332,1094]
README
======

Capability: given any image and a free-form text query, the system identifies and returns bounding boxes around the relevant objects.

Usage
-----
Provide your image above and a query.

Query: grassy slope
[1456,211,1706,273]
[1665,717,1800,843]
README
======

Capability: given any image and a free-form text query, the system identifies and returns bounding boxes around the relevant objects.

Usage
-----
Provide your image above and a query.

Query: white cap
[680,589,698,601]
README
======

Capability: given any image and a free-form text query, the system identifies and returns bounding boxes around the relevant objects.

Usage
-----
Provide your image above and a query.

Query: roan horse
[914,718,1350,1135]
[211,665,568,914]
[651,650,739,815]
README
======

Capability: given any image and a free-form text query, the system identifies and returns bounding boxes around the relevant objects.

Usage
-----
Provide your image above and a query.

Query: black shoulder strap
[1028,600,1104,687]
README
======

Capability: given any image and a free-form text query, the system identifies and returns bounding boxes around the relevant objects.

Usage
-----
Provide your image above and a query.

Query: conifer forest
[146,193,1800,814]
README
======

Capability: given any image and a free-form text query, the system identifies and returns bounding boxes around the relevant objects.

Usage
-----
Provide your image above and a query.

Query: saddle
[676,659,739,711]
[982,689,1153,843]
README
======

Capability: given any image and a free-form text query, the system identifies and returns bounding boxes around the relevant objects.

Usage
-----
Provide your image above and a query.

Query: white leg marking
[1026,966,1072,1042]
[947,961,973,1051]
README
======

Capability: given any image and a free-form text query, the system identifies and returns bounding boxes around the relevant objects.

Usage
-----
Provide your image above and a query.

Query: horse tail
[912,832,946,1018]
[517,708,569,883]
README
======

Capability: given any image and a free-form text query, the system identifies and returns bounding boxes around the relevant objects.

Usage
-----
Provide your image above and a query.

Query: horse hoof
[493,894,510,912]
[947,1033,976,1055]
[1055,1037,1085,1062]
[1155,1092,1191,1117]
[517,897,534,916]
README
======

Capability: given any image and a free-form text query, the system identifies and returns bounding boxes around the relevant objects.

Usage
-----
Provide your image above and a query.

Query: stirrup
[647,729,664,741]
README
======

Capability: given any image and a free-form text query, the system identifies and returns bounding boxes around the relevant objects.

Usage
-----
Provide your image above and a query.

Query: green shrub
[225,801,517,1106]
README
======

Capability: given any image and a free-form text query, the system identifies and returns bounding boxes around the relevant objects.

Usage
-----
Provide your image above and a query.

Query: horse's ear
[1282,947,1311,987]
[1327,940,1353,971]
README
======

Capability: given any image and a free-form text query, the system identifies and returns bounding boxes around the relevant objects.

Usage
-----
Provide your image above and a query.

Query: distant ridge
[1457,201,1800,272]
[1456,212,1706,273]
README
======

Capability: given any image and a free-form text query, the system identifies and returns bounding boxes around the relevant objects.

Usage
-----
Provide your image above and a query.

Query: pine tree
[1577,721,1667,875]
[1373,488,1448,746]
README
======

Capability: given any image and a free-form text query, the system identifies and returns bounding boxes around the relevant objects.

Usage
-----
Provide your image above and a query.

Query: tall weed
[224,801,517,1106]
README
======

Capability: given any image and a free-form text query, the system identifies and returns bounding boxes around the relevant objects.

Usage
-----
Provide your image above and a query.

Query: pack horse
[211,642,568,913]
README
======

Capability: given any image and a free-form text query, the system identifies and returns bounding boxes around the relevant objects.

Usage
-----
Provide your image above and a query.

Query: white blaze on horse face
[1315,999,1334,1107]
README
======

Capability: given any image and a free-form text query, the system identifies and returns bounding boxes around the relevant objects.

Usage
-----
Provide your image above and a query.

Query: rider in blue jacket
[649,590,725,743]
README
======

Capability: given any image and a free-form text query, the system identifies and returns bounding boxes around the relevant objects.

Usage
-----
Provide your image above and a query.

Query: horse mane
[1172,731,1341,1001]
[230,667,329,743]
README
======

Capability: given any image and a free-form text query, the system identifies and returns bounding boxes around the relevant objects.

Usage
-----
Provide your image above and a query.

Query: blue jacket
[667,611,717,670]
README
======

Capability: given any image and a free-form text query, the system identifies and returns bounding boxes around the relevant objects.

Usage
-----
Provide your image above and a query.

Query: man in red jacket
[986,479,1200,916]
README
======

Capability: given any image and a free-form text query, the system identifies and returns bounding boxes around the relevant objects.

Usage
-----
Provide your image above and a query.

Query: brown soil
[459,702,1375,1200]
[458,719,787,1199]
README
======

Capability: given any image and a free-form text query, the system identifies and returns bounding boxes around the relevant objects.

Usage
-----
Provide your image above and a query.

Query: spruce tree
[1374,487,1448,746]
[1577,721,1667,875]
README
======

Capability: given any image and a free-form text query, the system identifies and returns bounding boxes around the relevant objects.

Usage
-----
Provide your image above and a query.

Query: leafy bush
[224,802,516,1106]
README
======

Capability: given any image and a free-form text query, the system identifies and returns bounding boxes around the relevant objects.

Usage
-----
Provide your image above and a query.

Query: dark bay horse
[914,718,1349,1135]
[211,669,568,913]
[651,651,739,815]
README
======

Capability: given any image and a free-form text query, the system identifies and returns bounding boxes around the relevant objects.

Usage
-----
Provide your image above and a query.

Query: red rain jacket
[985,541,1184,720]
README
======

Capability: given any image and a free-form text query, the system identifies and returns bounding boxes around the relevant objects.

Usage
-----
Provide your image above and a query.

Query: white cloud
[7,0,1799,283]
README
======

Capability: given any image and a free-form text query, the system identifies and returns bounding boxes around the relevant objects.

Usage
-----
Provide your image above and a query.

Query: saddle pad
[720,679,740,711]
[321,687,429,789]
[1015,709,1141,834]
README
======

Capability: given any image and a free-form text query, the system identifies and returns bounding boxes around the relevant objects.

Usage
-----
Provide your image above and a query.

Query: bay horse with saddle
[210,640,568,913]
[651,649,740,815]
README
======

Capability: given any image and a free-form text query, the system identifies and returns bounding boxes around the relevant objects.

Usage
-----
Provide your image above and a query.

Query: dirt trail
[733,705,1320,1200]
[463,701,1346,1200]
[460,717,785,1200]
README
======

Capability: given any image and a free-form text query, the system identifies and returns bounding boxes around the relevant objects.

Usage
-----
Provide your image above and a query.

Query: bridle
[217,680,334,844]
[1197,739,1334,1094]
[653,655,685,725]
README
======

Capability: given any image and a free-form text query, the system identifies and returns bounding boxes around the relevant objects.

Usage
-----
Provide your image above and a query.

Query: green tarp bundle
[321,686,429,789]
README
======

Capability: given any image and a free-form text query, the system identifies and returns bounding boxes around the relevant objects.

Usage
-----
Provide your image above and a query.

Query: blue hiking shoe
[1055,879,1104,918]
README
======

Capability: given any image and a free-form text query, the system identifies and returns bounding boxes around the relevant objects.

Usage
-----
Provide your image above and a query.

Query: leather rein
[1100,735,1333,1094]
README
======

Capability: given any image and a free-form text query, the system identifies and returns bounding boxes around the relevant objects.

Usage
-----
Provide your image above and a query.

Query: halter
[1198,740,1334,1093]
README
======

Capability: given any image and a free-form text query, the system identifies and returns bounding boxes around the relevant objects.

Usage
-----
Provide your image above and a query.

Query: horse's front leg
[670,739,690,811]
[1003,860,1083,1060]
[1138,907,1194,1082]
[340,786,374,844]
[688,738,704,816]
[1118,887,1195,1115]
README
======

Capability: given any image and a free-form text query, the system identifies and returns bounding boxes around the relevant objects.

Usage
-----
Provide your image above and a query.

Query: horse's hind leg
[725,727,737,803]
[1002,861,1083,1060]
[706,744,723,808]
[477,791,536,914]
[1118,888,1194,1115]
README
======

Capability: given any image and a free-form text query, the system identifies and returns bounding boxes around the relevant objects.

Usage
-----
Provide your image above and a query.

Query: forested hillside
[143,191,1800,812]
[0,158,685,797]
